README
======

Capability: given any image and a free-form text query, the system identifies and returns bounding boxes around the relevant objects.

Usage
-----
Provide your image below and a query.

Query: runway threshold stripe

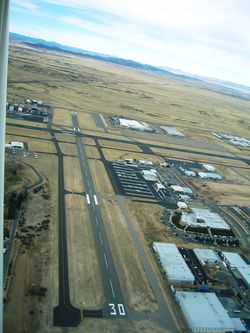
[86,194,91,204]
[93,195,98,205]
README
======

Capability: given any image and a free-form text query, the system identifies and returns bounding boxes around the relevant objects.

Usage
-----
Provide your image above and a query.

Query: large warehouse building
[153,242,195,285]
[180,208,230,231]
[175,291,235,333]
[222,252,250,289]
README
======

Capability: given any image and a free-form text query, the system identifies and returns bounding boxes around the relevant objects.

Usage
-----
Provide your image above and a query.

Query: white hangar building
[153,242,195,285]
[175,291,235,333]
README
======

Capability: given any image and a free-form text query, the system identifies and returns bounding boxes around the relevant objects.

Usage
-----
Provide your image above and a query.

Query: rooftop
[222,252,250,287]
[153,243,194,283]
[175,291,235,331]
[194,248,222,263]
[181,208,230,230]
[160,126,185,137]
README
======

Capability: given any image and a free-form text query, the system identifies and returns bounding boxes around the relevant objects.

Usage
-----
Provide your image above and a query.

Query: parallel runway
[71,112,127,318]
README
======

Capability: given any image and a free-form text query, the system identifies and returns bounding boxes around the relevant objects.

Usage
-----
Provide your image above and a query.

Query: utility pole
[0,1,10,332]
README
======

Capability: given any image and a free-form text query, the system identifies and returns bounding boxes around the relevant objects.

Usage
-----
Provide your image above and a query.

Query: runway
[71,112,127,318]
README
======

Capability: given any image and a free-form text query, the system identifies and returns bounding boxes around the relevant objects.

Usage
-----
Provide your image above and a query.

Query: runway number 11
[109,303,126,316]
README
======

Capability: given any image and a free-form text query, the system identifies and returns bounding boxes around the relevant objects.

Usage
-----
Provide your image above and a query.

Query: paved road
[71,112,127,319]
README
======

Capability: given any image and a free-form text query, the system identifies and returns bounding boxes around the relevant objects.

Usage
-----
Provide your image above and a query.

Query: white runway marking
[86,194,90,204]
[109,278,115,298]
[93,195,98,205]
[99,232,103,245]
[104,253,109,269]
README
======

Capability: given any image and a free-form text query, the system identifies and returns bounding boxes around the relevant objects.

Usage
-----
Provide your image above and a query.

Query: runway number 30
[109,303,126,316]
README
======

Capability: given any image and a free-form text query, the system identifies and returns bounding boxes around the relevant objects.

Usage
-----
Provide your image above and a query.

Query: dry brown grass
[188,179,250,205]
[85,146,101,159]
[89,159,114,195]
[59,142,77,156]
[77,112,96,130]
[52,108,72,126]
[64,156,84,192]
[100,198,157,312]
[66,194,104,308]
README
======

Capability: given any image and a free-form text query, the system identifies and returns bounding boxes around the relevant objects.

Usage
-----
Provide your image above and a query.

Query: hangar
[153,242,195,285]
[175,291,235,333]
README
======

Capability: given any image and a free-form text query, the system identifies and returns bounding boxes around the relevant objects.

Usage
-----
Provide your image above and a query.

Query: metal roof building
[153,242,195,285]
[198,172,222,180]
[222,252,250,289]
[203,164,216,172]
[181,208,230,230]
[142,169,158,181]
[160,126,185,137]
[194,248,222,268]
[170,185,193,194]
[175,291,235,333]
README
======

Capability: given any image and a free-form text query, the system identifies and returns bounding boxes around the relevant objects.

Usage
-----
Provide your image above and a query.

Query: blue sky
[10,0,250,86]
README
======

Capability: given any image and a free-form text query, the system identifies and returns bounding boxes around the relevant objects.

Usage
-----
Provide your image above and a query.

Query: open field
[100,198,157,312]
[89,160,114,195]
[66,194,104,309]
[85,145,101,159]
[4,154,59,333]
[59,142,77,156]
[77,112,97,130]
[64,156,84,192]
[6,117,47,128]
[55,133,76,143]
[215,165,250,185]
[98,139,143,152]
[6,127,51,139]
[52,108,72,127]
[102,148,164,163]
[8,42,250,139]
[83,137,96,146]
[188,179,250,205]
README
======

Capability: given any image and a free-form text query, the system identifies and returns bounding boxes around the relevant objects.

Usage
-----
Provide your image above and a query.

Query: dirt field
[55,133,76,143]
[188,179,250,205]
[215,165,250,185]
[52,108,73,127]
[77,112,97,130]
[4,154,59,333]
[98,139,142,152]
[6,117,47,128]
[83,137,96,146]
[89,159,114,195]
[85,145,101,159]
[64,156,84,192]
[59,142,77,156]
[66,194,104,308]
[102,148,164,163]
[6,127,51,139]
[100,198,157,312]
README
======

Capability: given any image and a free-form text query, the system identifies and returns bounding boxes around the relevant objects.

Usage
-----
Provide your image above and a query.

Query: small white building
[177,201,188,210]
[142,169,158,181]
[184,170,196,177]
[155,183,165,191]
[222,252,250,289]
[138,159,153,166]
[175,291,235,333]
[194,248,222,268]
[153,242,195,285]
[203,164,216,172]
[198,172,222,180]
[160,126,185,137]
[119,118,152,131]
[10,141,24,149]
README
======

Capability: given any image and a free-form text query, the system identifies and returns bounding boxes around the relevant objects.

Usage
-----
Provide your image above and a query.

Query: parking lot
[108,161,169,199]
[6,148,38,159]
[178,247,208,285]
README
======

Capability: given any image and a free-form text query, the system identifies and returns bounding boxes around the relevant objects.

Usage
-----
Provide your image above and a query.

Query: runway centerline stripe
[86,194,90,204]
[109,278,115,298]
[99,232,103,245]
[93,195,98,205]
[104,253,109,269]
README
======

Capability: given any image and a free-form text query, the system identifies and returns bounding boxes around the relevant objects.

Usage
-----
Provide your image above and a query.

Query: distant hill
[9,32,250,101]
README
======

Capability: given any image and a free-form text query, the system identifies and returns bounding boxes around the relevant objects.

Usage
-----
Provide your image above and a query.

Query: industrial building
[5,141,24,150]
[153,242,195,285]
[170,185,193,194]
[160,126,185,137]
[118,118,153,131]
[203,164,216,172]
[177,201,188,210]
[181,208,230,230]
[194,248,222,268]
[222,252,250,289]
[198,172,222,180]
[175,291,235,333]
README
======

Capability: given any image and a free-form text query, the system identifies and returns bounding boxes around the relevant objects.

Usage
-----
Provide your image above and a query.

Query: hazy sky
[10,0,250,86]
